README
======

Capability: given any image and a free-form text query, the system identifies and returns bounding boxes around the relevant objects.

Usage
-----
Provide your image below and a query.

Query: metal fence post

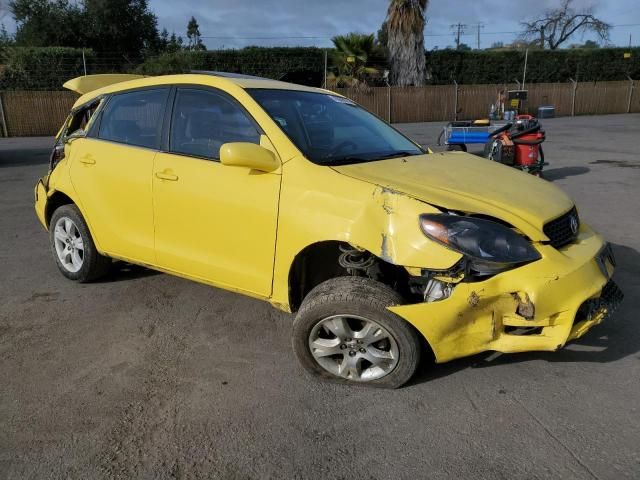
[0,93,8,138]
[387,84,391,123]
[569,78,577,116]
[323,50,327,89]
[453,80,459,121]
[627,76,635,114]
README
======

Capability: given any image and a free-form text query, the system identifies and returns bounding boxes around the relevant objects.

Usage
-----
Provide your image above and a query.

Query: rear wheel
[49,204,111,282]
[292,276,421,388]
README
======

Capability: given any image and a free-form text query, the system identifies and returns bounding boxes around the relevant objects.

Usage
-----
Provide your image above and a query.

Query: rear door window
[98,89,169,149]
[169,88,260,160]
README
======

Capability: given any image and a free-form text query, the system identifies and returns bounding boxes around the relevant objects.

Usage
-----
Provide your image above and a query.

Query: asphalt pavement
[1,114,639,479]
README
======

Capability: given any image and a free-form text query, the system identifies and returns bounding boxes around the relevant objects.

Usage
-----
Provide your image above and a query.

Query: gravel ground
[1,114,639,479]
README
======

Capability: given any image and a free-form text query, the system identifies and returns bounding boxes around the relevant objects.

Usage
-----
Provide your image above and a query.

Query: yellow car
[35,73,623,388]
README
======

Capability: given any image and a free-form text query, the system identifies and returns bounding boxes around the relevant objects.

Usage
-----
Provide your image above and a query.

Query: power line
[197,22,640,41]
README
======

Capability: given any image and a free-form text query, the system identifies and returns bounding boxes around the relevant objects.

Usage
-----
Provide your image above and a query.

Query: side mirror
[220,142,279,173]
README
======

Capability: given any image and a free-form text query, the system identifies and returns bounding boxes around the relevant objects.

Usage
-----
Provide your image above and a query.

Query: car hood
[331,152,574,241]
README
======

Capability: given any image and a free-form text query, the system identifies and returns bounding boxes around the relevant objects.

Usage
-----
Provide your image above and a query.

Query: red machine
[483,115,546,176]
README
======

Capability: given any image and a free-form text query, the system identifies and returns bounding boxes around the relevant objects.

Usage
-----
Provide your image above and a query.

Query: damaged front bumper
[388,224,623,363]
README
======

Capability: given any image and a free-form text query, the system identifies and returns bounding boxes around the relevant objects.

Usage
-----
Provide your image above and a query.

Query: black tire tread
[49,204,111,283]
[292,276,421,389]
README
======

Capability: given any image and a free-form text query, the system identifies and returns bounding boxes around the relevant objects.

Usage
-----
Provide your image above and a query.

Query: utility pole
[323,50,327,89]
[522,48,529,89]
[476,23,484,50]
[450,23,467,49]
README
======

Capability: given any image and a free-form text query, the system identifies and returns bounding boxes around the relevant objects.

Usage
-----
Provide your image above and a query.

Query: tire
[292,276,422,389]
[446,143,467,152]
[482,140,494,159]
[49,204,111,282]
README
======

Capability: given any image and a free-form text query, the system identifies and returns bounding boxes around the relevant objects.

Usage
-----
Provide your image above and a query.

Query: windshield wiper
[322,156,374,166]
[323,150,423,166]
[371,150,423,161]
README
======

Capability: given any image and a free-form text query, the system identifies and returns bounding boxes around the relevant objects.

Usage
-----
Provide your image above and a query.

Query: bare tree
[521,0,610,50]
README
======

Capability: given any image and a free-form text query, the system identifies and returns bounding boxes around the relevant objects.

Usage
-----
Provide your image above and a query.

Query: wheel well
[45,191,74,227]
[287,241,416,312]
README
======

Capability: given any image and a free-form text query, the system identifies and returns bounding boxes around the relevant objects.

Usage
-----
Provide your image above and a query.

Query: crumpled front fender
[388,225,613,363]
[349,185,463,270]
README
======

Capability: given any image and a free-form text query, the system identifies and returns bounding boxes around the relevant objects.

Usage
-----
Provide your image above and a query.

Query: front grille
[543,207,579,248]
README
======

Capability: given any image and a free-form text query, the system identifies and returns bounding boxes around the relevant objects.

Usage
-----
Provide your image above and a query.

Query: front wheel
[292,276,422,388]
[49,204,111,282]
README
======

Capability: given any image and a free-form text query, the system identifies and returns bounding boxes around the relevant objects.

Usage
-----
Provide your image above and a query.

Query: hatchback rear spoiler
[63,74,146,95]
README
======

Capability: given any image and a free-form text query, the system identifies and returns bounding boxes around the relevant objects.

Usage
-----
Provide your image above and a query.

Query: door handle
[155,171,179,181]
[79,155,96,165]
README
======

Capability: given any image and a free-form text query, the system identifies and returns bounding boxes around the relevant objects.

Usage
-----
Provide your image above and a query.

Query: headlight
[419,214,541,274]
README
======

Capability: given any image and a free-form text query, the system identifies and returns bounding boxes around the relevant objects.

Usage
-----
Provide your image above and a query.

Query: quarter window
[66,99,101,137]
[170,89,260,159]
[98,89,168,149]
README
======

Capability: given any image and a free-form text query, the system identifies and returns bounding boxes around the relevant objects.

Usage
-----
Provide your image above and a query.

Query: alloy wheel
[53,216,84,273]
[308,314,399,381]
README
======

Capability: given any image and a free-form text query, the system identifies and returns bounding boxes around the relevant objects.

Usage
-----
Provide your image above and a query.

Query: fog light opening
[504,326,543,336]
[513,292,535,320]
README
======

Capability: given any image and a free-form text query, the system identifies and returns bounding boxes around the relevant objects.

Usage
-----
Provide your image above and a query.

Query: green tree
[158,28,184,53]
[329,33,380,88]
[10,0,85,47]
[385,0,428,86]
[578,39,600,49]
[11,0,161,58]
[376,20,388,53]
[0,24,14,46]
[83,0,160,57]
[186,16,206,51]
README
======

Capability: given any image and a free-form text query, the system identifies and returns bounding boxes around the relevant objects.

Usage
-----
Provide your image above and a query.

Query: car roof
[72,72,336,109]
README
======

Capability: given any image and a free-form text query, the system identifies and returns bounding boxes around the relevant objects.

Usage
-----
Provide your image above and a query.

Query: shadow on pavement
[409,242,640,386]
[544,166,590,181]
[0,147,50,167]
[99,262,163,283]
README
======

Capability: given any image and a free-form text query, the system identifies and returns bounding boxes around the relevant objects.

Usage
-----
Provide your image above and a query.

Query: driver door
[152,87,281,297]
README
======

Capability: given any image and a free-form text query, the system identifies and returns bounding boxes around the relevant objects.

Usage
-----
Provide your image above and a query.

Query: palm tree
[386,0,428,86]
[329,33,380,88]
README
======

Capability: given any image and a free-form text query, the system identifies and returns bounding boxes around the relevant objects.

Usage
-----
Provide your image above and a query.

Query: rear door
[152,87,281,296]
[69,88,169,264]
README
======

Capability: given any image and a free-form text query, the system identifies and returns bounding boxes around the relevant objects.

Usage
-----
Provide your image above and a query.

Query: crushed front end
[389,222,623,364]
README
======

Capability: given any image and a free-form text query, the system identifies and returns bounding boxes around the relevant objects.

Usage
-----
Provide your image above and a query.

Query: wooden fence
[334,80,638,123]
[0,90,78,137]
[0,80,637,137]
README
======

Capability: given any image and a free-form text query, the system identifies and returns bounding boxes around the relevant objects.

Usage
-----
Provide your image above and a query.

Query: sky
[1,0,639,49]
[149,0,640,50]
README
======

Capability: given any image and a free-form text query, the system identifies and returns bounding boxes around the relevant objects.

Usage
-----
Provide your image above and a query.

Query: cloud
[2,0,638,49]
[151,0,639,49]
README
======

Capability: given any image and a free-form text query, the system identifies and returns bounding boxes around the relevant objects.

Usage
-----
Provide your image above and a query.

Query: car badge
[570,215,578,235]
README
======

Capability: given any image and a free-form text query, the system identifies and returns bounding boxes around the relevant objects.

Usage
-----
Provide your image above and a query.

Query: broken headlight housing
[419,214,541,275]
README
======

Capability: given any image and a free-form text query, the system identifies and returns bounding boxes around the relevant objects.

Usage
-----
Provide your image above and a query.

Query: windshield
[247,89,424,165]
